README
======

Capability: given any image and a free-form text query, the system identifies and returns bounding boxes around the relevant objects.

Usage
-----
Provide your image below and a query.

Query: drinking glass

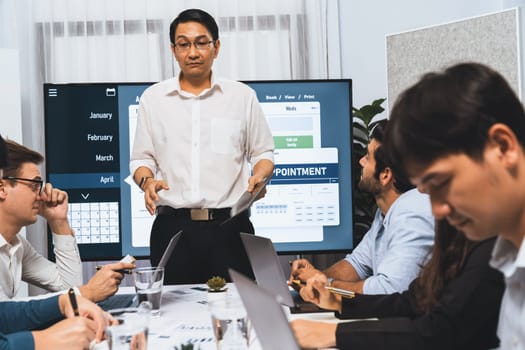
[106,301,151,350]
[133,267,164,317]
[209,297,251,350]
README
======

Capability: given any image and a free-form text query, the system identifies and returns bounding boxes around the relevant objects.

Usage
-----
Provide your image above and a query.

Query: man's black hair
[371,120,414,193]
[169,8,219,45]
[385,62,525,171]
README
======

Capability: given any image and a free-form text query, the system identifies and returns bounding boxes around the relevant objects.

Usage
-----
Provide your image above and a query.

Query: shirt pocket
[210,118,242,155]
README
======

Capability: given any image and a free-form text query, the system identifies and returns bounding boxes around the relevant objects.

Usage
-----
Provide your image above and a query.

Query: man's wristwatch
[138,176,153,190]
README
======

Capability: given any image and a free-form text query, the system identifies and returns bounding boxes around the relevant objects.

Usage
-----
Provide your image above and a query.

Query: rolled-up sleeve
[362,211,434,294]
[362,190,434,294]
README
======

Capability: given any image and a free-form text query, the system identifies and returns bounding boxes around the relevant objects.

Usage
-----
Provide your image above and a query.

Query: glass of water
[209,297,251,350]
[133,267,164,317]
[106,301,151,350]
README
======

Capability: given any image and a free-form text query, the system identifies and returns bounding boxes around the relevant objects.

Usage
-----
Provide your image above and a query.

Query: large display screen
[44,80,353,260]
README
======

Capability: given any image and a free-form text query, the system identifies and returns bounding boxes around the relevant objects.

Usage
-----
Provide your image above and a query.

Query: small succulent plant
[206,276,227,292]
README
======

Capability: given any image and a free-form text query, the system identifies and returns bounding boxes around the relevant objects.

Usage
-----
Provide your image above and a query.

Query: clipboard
[222,177,270,225]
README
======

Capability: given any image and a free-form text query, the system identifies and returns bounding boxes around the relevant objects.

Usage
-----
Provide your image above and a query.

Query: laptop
[229,268,301,350]
[240,233,328,314]
[157,230,183,269]
[98,231,183,311]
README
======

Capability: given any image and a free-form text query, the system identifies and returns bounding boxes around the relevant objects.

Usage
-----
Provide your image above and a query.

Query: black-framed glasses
[2,176,44,194]
[173,40,215,52]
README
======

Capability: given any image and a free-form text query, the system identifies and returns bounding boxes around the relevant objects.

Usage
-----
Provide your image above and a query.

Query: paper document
[227,177,271,222]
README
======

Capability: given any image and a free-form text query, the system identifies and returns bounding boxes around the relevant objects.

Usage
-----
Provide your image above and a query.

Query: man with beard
[289,120,434,294]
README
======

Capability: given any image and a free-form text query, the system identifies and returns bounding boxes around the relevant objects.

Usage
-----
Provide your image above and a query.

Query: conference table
[92,283,342,350]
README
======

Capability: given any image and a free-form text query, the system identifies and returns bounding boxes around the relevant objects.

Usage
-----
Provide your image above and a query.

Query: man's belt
[156,206,232,221]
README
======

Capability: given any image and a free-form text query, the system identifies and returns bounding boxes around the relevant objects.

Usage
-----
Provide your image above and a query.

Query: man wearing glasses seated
[0,139,135,302]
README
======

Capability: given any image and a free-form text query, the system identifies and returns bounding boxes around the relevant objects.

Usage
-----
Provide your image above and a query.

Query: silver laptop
[157,230,183,269]
[240,233,328,314]
[229,268,301,350]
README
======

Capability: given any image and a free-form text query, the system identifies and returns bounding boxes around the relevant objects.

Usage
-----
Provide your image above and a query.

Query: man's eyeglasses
[2,176,44,194]
[173,40,215,52]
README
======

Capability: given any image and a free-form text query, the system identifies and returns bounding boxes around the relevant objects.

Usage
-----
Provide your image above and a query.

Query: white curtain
[32,0,337,83]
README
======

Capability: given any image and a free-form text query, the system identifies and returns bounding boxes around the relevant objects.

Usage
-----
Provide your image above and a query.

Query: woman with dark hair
[291,220,504,349]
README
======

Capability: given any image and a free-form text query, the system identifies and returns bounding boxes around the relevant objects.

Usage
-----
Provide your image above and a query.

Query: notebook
[240,233,328,314]
[229,268,301,350]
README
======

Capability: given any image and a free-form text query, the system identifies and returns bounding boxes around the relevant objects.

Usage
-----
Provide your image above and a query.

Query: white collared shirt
[490,236,525,349]
[130,74,275,209]
[0,233,82,300]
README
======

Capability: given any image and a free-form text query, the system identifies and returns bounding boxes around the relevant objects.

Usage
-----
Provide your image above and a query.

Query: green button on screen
[274,135,313,149]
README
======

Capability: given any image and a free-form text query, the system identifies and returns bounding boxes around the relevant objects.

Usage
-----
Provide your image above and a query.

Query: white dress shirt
[490,236,525,350]
[0,232,82,300]
[130,74,275,209]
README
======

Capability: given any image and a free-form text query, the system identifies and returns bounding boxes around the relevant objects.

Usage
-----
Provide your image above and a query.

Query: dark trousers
[150,208,255,284]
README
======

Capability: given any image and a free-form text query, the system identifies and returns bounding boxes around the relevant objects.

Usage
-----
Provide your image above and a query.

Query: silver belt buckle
[190,208,210,221]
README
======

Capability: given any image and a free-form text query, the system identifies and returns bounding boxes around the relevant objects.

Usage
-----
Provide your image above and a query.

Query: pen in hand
[324,286,355,299]
[68,288,79,316]
[95,265,133,275]
[293,279,355,298]
[291,279,306,286]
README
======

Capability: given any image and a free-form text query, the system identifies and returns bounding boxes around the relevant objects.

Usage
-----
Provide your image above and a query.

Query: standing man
[130,8,274,284]
[0,140,134,302]
[384,62,525,348]
[290,121,434,294]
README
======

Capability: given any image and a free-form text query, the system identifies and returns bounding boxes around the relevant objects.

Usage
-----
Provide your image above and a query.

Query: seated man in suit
[0,139,135,302]
[290,120,435,294]
[0,134,108,350]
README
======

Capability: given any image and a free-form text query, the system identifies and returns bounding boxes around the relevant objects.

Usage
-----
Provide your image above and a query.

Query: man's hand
[38,183,71,234]
[143,179,169,215]
[79,262,136,302]
[288,258,319,289]
[247,175,269,202]
[300,274,341,311]
[290,319,337,349]
[249,159,274,201]
[57,293,108,342]
[32,317,98,350]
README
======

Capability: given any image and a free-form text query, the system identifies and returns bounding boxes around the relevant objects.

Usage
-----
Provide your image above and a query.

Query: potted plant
[206,276,227,302]
[352,98,386,245]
